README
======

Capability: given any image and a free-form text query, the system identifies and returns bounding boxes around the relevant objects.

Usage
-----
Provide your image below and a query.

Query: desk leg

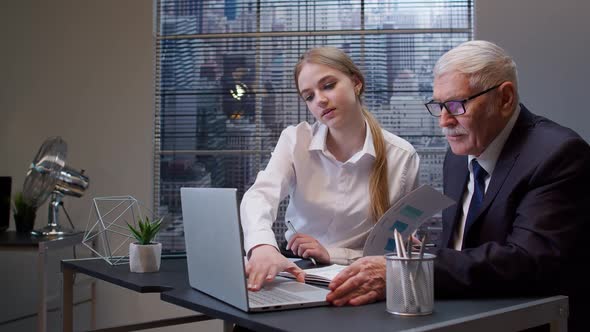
[62,266,74,332]
[550,307,568,332]
[37,245,47,332]
[549,301,569,332]
[91,279,96,329]
[223,321,233,332]
[550,321,567,332]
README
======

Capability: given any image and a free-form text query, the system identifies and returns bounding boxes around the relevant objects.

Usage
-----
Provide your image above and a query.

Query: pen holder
[385,252,435,316]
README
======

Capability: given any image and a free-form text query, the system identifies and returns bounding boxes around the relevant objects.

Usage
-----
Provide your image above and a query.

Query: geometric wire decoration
[82,196,156,265]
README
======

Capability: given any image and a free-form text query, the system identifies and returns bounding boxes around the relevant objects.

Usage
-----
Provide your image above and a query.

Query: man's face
[434,72,504,156]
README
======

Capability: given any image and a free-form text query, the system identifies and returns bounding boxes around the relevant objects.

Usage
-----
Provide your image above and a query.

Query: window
[154,0,473,252]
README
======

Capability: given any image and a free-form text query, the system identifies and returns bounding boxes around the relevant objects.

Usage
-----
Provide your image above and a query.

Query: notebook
[180,187,330,312]
[278,264,347,286]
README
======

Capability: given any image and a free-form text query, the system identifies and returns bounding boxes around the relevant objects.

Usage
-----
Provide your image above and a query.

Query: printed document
[362,184,455,256]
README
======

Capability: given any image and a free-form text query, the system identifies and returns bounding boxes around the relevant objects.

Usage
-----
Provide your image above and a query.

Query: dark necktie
[464,159,488,236]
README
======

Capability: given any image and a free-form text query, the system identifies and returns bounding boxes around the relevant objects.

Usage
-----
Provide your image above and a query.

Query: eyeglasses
[424,84,501,117]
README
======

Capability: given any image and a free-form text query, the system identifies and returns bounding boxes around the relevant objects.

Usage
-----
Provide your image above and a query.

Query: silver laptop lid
[181,187,249,311]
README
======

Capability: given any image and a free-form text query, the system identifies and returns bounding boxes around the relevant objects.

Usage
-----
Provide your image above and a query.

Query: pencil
[394,230,410,310]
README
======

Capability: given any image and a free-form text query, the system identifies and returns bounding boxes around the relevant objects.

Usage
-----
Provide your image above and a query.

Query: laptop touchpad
[278,281,328,294]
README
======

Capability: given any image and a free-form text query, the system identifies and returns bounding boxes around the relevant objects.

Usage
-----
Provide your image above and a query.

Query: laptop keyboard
[248,288,307,306]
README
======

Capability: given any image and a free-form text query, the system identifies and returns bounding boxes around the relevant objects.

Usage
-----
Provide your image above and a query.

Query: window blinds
[155,0,473,252]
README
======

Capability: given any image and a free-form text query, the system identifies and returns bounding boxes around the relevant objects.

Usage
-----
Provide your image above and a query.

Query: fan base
[31,225,77,237]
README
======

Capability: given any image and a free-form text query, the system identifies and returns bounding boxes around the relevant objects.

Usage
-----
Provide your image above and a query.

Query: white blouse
[240,121,420,265]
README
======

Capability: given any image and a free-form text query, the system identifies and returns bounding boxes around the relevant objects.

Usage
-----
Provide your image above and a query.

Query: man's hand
[326,256,386,306]
[245,245,306,291]
[287,233,330,264]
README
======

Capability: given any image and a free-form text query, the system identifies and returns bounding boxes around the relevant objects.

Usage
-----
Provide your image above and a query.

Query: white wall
[0,1,154,226]
[475,0,590,141]
[0,1,221,330]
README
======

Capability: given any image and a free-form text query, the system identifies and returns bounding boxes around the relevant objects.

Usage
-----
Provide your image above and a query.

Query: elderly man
[326,40,590,331]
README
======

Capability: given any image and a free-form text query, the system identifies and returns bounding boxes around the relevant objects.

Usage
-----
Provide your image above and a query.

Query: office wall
[475,0,590,142]
[0,1,220,331]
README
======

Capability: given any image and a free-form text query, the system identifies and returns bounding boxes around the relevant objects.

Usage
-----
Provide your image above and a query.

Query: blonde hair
[294,47,390,222]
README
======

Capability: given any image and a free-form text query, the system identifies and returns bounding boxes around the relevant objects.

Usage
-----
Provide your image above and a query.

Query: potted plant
[12,191,37,233]
[127,216,163,273]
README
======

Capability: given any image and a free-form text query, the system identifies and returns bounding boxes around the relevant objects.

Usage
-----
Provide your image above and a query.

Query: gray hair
[434,40,519,104]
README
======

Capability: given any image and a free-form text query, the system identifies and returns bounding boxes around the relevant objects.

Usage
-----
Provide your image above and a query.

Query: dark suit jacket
[434,105,590,330]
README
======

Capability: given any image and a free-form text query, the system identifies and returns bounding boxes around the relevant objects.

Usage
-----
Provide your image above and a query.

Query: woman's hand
[245,244,305,291]
[287,233,330,264]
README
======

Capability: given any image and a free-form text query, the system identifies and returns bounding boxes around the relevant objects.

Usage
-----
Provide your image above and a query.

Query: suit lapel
[463,105,534,239]
[477,152,518,217]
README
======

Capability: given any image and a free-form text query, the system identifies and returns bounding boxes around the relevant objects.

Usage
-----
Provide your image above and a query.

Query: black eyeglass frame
[424,83,502,117]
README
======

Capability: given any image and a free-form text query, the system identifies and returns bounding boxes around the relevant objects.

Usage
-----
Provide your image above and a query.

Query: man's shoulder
[517,106,588,152]
[503,106,590,174]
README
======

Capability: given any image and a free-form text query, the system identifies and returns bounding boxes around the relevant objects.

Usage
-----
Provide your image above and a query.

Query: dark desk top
[161,288,565,332]
[61,257,190,293]
[62,257,568,332]
[61,257,316,293]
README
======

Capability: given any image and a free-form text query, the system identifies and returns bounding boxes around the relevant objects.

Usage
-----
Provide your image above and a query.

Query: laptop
[180,187,330,312]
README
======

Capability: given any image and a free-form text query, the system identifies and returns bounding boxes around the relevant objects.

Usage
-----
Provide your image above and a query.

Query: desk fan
[22,136,89,236]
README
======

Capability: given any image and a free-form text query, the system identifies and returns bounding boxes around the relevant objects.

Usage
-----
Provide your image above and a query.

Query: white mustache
[442,126,468,136]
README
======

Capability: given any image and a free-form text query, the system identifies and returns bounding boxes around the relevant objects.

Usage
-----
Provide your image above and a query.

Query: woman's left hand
[287,233,330,264]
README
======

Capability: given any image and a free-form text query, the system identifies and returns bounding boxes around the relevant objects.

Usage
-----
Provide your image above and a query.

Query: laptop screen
[181,187,250,311]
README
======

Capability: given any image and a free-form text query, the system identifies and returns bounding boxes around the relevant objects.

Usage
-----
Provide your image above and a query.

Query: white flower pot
[129,242,162,273]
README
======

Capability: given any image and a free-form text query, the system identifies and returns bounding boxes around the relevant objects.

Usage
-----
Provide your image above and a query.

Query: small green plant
[12,191,37,233]
[127,216,162,245]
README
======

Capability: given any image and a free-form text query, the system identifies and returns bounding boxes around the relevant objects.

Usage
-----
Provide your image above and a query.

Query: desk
[61,257,213,332]
[162,289,568,332]
[0,230,86,332]
[62,257,568,332]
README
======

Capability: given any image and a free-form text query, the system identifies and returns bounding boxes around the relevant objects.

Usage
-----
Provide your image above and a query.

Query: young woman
[241,47,420,291]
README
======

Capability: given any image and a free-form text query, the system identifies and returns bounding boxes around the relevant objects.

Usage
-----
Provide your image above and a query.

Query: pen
[418,234,428,260]
[286,220,317,266]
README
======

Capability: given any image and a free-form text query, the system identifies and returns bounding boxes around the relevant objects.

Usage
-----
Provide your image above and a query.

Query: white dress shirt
[453,106,521,250]
[240,120,420,265]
